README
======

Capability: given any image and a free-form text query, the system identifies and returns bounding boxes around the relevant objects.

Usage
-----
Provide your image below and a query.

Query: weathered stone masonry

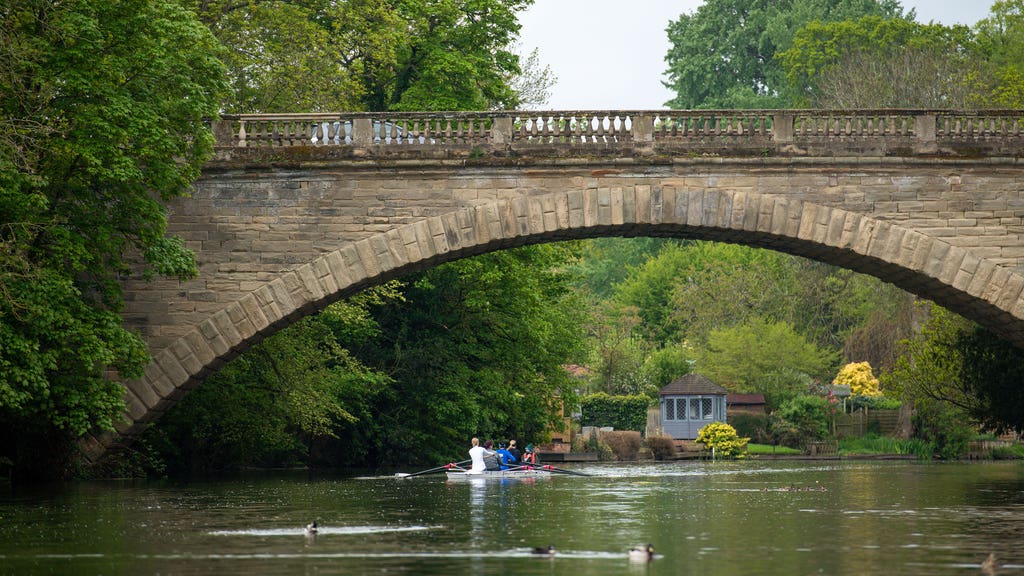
[87,110,1024,462]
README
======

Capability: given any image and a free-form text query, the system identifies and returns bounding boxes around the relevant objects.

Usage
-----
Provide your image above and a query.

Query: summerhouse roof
[727,393,766,405]
[659,373,728,397]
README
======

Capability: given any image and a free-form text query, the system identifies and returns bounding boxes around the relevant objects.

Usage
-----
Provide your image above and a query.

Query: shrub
[696,422,749,458]
[644,435,676,461]
[774,395,833,443]
[729,412,771,444]
[580,393,650,431]
[834,361,881,397]
[912,399,973,460]
[603,431,642,461]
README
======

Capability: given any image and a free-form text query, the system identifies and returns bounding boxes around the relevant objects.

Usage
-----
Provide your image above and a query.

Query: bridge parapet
[211,110,1024,158]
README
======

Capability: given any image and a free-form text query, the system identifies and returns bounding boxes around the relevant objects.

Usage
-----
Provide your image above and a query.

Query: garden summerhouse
[659,373,728,440]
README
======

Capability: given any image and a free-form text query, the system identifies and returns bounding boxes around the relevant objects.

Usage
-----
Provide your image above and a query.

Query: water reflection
[0,461,1022,575]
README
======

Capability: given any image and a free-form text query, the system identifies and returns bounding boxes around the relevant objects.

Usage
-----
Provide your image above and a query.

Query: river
[0,460,1021,575]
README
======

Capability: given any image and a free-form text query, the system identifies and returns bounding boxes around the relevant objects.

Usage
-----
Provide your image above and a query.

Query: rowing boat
[445,467,553,480]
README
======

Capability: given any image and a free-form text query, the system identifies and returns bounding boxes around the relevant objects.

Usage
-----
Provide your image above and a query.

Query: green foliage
[728,412,772,444]
[348,243,587,466]
[572,237,675,299]
[139,303,392,474]
[772,395,834,446]
[0,0,225,472]
[695,317,835,403]
[196,0,533,112]
[695,421,749,458]
[883,302,1024,435]
[663,0,907,109]
[911,398,973,460]
[613,241,700,342]
[972,1,1024,107]
[779,16,982,107]
[661,242,801,343]
[579,393,650,432]
[847,394,902,411]
[990,444,1024,460]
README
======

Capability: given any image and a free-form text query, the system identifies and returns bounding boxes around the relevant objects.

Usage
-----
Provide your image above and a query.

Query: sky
[517,1,997,110]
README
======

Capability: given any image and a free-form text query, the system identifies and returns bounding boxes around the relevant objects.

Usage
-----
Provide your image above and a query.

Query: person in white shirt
[467,437,495,474]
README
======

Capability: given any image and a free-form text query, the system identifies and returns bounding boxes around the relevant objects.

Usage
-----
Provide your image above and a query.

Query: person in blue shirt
[495,443,517,469]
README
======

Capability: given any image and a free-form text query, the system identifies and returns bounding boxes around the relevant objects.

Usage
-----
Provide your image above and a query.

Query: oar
[539,464,592,477]
[395,460,471,478]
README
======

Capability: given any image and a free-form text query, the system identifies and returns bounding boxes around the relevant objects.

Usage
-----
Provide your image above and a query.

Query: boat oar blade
[396,460,471,478]
[541,464,591,477]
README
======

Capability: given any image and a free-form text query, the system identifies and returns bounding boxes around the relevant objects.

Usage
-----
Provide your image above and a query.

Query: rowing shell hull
[446,469,552,480]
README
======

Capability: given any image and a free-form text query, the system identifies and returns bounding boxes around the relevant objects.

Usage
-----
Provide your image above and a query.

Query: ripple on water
[208,525,436,537]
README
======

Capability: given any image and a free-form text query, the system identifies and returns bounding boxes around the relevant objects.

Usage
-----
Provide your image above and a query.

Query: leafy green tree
[665,242,803,344]
[195,0,535,112]
[695,316,836,405]
[191,0,365,112]
[572,237,673,299]
[778,16,982,107]
[0,0,225,478]
[885,303,1024,435]
[349,244,587,466]
[663,0,908,109]
[975,0,1024,107]
[137,287,398,474]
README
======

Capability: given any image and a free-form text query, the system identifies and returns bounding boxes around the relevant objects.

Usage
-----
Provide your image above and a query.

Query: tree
[975,0,1024,108]
[510,47,556,109]
[194,0,535,112]
[833,361,880,397]
[695,316,836,405]
[135,286,399,475]
[347,243,587,465]
[886,302,1024,435]
[190,0,365,112]
[0,0,226,478]
[778,16,983,108]
[663,0,908,109]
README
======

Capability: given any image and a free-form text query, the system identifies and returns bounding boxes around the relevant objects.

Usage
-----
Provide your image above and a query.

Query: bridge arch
[85,184,1024,461]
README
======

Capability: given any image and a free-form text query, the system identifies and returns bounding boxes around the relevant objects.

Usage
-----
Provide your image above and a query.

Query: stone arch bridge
[87,109,1024,461]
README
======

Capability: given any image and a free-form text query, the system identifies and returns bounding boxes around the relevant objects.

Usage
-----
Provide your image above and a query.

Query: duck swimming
[531,544,555,556]
[628,544,655,562]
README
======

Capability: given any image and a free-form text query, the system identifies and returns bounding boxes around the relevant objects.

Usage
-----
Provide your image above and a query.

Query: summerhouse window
[701,398,713,419]
[665,398,675,420]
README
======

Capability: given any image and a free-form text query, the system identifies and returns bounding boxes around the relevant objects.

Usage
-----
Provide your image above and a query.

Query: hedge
[580,393,650,432]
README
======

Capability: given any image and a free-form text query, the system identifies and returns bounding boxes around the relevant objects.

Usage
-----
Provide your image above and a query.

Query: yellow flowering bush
[833,361,881,397]
[696,422,749,458]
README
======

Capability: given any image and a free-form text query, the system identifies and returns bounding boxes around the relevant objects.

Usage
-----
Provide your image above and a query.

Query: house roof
[659,373,728,396]
[727,394,766,405]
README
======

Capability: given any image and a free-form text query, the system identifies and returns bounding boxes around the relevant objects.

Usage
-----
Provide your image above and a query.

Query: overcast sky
[517,1,996,110]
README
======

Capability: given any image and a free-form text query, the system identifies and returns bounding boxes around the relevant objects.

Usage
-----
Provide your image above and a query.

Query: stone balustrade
[211,110,1024,156]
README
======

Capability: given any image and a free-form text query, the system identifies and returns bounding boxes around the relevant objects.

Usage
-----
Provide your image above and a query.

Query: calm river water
[1,460,1022,575]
